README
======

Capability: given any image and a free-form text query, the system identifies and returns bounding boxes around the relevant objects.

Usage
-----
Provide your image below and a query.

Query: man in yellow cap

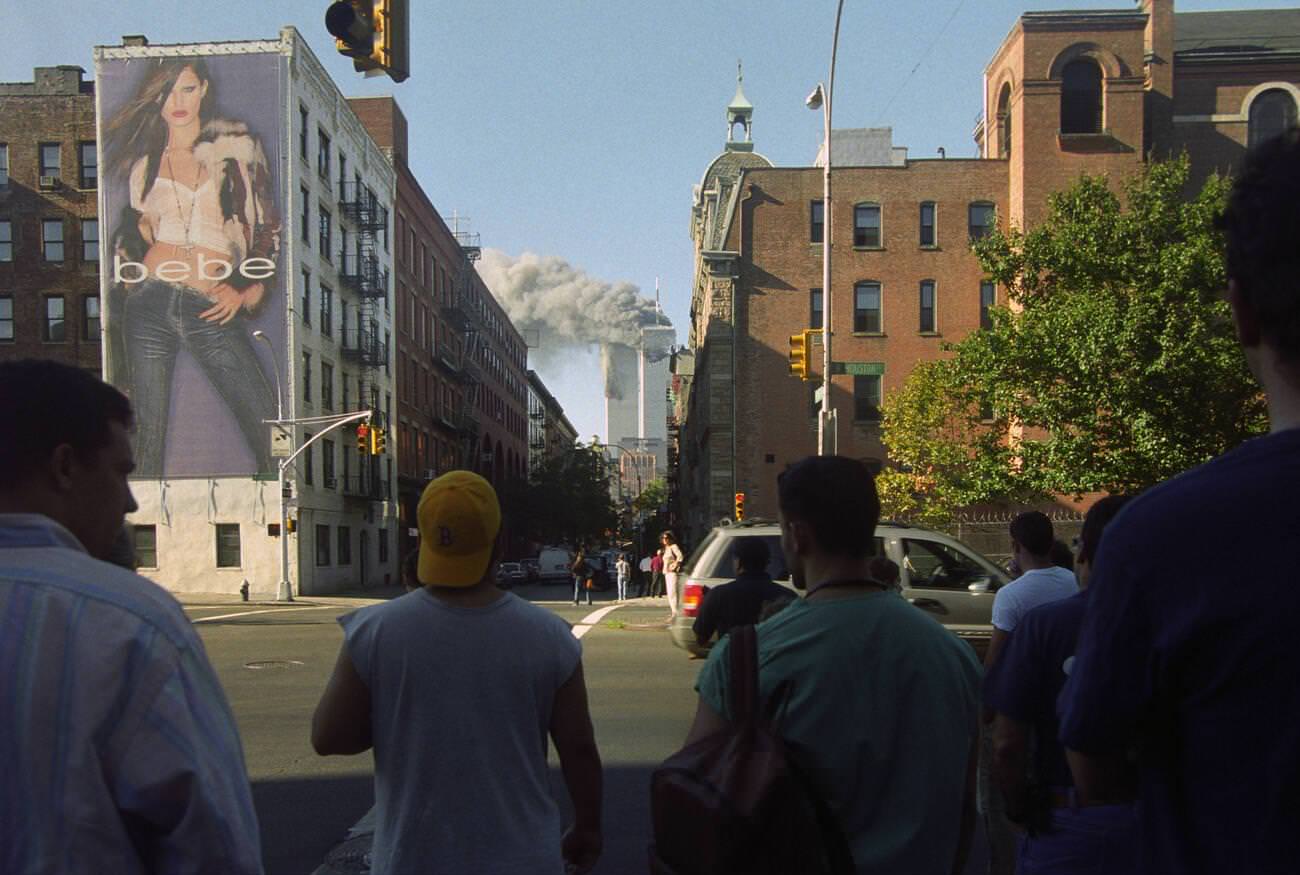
[312,470,604,874]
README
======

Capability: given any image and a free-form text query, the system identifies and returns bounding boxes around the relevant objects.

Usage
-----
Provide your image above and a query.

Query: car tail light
[681,582,707,617]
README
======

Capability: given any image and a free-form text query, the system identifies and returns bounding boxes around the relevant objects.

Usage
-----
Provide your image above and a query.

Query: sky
[6,0,1293,443]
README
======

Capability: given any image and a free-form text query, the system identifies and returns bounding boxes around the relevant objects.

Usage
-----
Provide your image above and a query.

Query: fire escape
[443,229,485,473]
[338,180,390,500]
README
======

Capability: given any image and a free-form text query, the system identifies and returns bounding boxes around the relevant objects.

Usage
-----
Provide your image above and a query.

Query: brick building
[680,0,1300,544]
[0,66,101,373]
[528,368,578,472]
[351,96,530,560]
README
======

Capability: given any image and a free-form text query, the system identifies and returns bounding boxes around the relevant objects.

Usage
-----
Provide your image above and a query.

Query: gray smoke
[477,249,671,353]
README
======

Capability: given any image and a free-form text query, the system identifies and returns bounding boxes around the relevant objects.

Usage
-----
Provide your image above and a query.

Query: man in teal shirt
[686,456,981,874]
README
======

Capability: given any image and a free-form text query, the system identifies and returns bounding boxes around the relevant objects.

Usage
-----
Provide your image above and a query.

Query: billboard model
[96,50,285,478]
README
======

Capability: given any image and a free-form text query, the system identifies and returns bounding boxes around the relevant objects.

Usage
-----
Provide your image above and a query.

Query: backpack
[648,625,855,875]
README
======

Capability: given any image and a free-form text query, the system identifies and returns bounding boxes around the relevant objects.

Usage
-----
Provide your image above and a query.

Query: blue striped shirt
[0,514,263,875]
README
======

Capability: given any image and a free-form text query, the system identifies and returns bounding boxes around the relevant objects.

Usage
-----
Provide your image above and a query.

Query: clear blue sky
[7,1,1291,443]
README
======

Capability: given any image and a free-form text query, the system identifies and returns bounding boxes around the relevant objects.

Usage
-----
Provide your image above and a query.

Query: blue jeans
[573,574,591,605]
[1016,803,1139,875]
[123,280,275,477]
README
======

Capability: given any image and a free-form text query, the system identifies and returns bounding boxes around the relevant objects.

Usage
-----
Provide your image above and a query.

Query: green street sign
[831,361,885,376]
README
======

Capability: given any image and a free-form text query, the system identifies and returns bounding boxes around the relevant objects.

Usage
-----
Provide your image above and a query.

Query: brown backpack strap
[728,624,759,723]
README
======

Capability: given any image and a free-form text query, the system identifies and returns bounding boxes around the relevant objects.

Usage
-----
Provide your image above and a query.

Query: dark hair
[1077,494,1133,566]
[1009,511,1054,557]
[1049,539,1074,571]
[867,555,900,587]
[0,360,133,490]
[777,456,880,559]
[661,531,676,544]
[733,537,770,574]
[1217,126,1300,363]
[105,58,216,197]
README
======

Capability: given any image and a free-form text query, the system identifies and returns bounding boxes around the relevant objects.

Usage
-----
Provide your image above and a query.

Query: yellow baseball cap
[416,470,501,587]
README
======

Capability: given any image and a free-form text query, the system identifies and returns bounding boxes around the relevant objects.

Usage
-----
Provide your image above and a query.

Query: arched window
[1248,89,1298,149]
[1060,60,1102,134]
[997,84,1012,158]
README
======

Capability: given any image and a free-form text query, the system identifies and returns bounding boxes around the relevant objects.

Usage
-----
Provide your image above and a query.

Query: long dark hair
[104,58,216,201]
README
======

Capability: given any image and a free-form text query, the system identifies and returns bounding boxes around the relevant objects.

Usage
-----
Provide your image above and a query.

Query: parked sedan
[496,562,527,587]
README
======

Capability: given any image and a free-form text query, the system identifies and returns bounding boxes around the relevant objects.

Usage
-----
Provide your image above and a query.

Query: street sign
[271,425,292,458]
[831,361,886,376]
[813,385,824,405]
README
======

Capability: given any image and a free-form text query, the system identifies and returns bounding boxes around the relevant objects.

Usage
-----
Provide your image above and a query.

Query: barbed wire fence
[929,510,1087,567]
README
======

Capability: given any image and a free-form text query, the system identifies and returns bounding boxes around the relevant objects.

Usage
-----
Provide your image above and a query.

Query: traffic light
[325,0,409,83]
[369,426,386,456]
[789,331,809,380]
[356,423,370,453]
[734,492,745,521]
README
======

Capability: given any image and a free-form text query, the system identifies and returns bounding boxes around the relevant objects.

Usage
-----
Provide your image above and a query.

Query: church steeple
[726,60,754,152]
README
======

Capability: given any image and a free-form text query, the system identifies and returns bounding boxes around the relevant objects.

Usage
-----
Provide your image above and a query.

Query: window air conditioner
[39,175,60,190]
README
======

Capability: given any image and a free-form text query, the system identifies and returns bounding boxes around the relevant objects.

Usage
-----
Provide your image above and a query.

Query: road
[186,583,992,874]
[186,584,700,875]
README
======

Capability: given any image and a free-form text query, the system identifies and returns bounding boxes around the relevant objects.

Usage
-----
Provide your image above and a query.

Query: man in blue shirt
[1060,129,1300,875]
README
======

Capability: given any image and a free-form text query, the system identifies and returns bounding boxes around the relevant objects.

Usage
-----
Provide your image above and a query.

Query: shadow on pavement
[251,774,372,875]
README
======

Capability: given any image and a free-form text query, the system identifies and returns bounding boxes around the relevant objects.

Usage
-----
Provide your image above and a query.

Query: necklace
[164,151,198,255]
[804,577,886,599]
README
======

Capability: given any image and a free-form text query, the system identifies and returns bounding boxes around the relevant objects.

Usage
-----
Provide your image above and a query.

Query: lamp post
[807,0,845,457]
[253,330,293,602]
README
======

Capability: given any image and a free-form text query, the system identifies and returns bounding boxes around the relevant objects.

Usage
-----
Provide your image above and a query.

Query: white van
[537,546,574,583]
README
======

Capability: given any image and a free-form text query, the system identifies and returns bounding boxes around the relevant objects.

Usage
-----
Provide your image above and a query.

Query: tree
[515,444,619,547]
[880,157,1267,521]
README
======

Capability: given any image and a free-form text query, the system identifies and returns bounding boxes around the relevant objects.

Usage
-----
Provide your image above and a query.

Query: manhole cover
[244,659,305,670]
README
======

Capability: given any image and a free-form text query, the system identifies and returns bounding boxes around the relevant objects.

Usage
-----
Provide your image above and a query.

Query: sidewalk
[175,585,406,609]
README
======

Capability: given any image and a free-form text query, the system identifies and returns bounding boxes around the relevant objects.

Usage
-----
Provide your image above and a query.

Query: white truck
[536,546,575,583]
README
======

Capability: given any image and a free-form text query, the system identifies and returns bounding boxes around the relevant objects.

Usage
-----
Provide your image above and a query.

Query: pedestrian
[312,470,604,875]
[692,536,791,648]
[984,495,1136,874]
[1060,129,1300,875]
[661,530,684,616]
[684,456,981,873]
[571,544,592,606]
[981,511,1079,874]
[615,552,631,601]
[638,552,653,597]
[0,359,263,874]
[650,548,665,598]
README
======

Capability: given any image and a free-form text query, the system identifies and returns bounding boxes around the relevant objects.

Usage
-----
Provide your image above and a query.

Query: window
[997,84,1012,159]
[323,438,336,487]
[82,295,100,341]
[901,538,985,590]
[969,203,995,241]
[0,296,12,342]
[338,152,347,194]
[43,296,65,342]
[853,204,881,248]
[919,281,936,333]
[1061,60,1102,134]
[919,202,936,246]
[1248,89,1298,149]
[132,525,157,568]
[342,370,351,412]
[810,288,823,331]
[319,208,332,261]
[854,282,881,333]
[0,219,11,262]
[0,144,8,189]
[303,431,314,485]
[39,143,60,178]
[300,188,311,244]
[299,105,309,158]
[378,528,389,563]
[316,524,331,565]
[42,219,64,261]
[854,374,882,422]
[301,269,311,325]
[810,200,824,243]
[302,351,312,401]
[321,361,333,411]
[320,284,333,336]
[215,523,241,568]
[980,281,996,330]
[317,129,331,183]
[337,526,352,565]
[82,219,98,262]
[78,142,97,189]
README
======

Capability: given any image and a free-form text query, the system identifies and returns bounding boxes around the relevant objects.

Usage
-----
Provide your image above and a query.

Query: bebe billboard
[99,52,284,478]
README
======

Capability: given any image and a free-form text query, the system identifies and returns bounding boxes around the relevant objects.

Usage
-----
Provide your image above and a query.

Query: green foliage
[880,157,1267,519]
[515,443,619,547]
[633,478,668,515]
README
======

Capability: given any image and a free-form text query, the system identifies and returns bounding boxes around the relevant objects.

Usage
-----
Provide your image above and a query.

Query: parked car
[669,519,1010,658]
[537,546,574,583]
[520,558,540,582]
[496,562,526,587]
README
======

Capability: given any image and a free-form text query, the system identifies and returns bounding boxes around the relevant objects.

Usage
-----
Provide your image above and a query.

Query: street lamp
[253,330,293,602]
[808,0,846,456]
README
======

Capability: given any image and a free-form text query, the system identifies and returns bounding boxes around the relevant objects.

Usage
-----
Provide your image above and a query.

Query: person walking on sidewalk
[313,471,604,875]
[661,531,684,616]
[649,548,665,598]
[571,545,592,607]
[0,360,263,874]
[615,553,631,601]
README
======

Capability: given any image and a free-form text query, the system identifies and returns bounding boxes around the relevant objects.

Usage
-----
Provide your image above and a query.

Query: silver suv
[670,519,1010,657]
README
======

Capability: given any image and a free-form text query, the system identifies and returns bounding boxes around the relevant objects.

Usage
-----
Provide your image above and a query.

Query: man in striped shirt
[0,359,263,875]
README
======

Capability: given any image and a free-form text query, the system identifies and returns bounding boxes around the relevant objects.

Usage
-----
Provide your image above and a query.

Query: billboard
[96,49,285,478]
